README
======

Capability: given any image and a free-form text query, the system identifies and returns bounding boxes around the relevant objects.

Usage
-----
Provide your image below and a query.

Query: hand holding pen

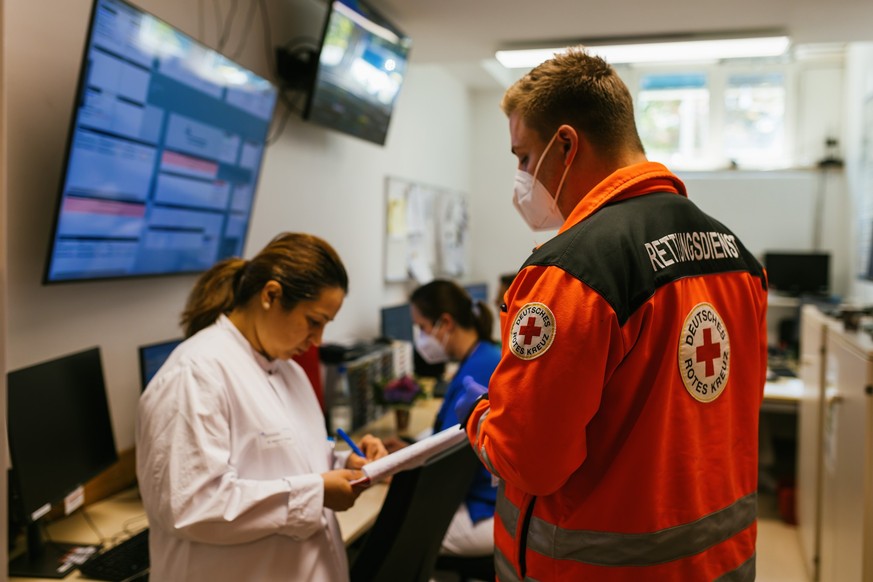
[336,428,365,456]
[337,428,389,469]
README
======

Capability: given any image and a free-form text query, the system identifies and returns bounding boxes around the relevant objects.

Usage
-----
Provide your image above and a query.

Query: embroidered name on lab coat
[259,428,295,447]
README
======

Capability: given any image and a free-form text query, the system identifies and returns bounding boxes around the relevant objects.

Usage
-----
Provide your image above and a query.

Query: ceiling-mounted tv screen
[304,0,411,146]
[43,0,278,283]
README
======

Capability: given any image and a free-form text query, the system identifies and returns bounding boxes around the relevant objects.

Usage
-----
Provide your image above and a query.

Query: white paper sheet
[351,424,468,487]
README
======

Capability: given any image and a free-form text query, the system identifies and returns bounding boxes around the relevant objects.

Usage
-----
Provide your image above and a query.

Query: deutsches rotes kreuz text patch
[678,302,730,403]
[510,302,556,360]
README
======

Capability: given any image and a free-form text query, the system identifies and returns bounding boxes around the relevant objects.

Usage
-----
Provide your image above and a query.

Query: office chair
[348,440,482,582]
[434,553,496,582]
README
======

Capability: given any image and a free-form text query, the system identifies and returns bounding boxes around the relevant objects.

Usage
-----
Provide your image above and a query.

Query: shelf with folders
[347,349,394,430]
[323,343,397,433]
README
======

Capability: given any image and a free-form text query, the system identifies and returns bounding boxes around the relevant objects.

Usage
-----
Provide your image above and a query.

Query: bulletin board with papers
[384,176,469,284]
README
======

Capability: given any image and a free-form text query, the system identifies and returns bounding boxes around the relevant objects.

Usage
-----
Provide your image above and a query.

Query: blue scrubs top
[434,340,501,523]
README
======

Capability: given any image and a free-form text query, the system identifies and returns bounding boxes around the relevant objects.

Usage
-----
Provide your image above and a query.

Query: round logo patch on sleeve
[509,302,556,360]
[678,302,730,403]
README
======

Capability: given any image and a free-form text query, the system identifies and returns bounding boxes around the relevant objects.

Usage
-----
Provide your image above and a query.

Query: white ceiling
[368,0,873,88]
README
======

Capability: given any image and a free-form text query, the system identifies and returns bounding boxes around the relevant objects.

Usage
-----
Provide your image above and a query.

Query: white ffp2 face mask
[413,323,449,364]
[512,171,564,231]
[512,132,571,231]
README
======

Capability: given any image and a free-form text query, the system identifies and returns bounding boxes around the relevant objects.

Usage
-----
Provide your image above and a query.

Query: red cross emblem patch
[510,302,556,360]
[678,303,731,403]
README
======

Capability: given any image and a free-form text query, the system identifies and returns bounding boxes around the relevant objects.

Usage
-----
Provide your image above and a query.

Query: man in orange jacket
[457,47,768,581]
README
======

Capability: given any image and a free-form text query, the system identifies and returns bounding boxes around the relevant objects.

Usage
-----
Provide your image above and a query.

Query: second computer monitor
[138,338,183,391]
[379,303,445,380]
[380,304,414,342]
[463,282,488,303]
[763,252,830,296]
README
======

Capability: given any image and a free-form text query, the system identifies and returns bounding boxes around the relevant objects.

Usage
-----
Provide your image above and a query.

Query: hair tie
[232,260,250,294]
[471,302,481,318]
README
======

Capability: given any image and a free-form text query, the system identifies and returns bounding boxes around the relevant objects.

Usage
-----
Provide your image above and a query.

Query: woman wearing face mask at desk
[136,232,387,582]
[409,279,502,557]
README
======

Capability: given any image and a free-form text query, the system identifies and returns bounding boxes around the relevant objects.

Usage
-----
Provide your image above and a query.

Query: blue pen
[336,428,365,457]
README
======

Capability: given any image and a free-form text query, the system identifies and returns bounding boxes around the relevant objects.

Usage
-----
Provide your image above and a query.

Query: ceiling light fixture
[495,34,790,69]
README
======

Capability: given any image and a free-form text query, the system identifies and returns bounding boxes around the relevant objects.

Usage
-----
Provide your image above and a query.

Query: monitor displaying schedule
[44,0,278,282]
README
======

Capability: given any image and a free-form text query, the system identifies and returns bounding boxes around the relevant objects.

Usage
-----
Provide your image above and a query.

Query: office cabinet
[796,305,873,582]
[796,304,831,581]
[818,328,873,582]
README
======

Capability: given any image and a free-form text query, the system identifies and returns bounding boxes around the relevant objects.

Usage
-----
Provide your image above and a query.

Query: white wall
[3,0,472,452]
[468,90,540,308]
[679,169,850,298]
[845,43,873,303]
[248,63,473,340]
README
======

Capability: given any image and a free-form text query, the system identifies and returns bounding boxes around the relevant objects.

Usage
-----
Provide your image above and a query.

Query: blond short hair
[501,46,644,155]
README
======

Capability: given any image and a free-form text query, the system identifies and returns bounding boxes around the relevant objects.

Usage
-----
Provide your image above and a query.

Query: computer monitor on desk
[380,304,414,343]
[7,347,119,578]
[379,304,446,392]
[138,338,183,391]
[462,282,488,303]
[764,252,830,297]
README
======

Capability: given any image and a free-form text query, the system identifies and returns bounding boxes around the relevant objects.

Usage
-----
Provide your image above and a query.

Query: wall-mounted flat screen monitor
[304,0,411,146]
[43,0,278,283]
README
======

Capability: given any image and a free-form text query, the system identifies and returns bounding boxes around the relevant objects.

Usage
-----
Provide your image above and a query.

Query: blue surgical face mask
[413,321,449,364]
[512,132,571,231]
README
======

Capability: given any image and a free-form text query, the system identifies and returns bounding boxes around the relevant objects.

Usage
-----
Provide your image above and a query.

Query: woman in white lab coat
[136,232,387,581]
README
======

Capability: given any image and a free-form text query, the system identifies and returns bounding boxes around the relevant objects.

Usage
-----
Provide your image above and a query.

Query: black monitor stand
[9,521,97,579]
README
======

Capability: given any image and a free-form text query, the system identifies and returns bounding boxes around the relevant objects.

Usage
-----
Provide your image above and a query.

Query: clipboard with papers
[350,424,469,487]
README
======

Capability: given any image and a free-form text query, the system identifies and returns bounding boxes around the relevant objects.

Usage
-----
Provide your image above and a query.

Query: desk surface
[10,489,148,581]
[10,397,443,582]
[762,377,803,414]
[763,377,804,401]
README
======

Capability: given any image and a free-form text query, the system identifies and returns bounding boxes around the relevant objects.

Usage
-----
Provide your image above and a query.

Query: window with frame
[625,64,791,170]
[637,72,710,169]
[723,72,786,167]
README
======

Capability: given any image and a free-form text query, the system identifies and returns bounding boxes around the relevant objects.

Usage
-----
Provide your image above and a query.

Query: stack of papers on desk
[351,424,468,487]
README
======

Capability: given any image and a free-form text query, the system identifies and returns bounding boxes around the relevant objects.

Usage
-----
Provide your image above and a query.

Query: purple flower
[377,375,423,405]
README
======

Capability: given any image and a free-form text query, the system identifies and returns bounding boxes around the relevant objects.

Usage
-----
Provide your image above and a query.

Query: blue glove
[454,375,489,429]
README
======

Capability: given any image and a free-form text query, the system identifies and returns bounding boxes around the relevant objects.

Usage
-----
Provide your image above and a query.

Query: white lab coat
[136,315,351,581]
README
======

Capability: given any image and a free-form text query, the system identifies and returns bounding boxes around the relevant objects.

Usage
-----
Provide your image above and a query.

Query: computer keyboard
[77,528,149,581]
[769,365,797,378]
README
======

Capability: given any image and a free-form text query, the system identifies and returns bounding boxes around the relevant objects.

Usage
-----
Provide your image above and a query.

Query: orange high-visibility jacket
[468,162,768,581]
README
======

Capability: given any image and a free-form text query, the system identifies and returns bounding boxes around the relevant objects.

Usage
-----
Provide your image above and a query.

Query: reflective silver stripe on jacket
[499,491,757,567]
[495,547,540,582]
[714,553,756,581]
[495,482,519,538]
[472,408,502,479]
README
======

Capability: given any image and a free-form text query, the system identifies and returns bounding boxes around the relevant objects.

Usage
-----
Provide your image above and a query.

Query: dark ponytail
[410,280,495,343]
